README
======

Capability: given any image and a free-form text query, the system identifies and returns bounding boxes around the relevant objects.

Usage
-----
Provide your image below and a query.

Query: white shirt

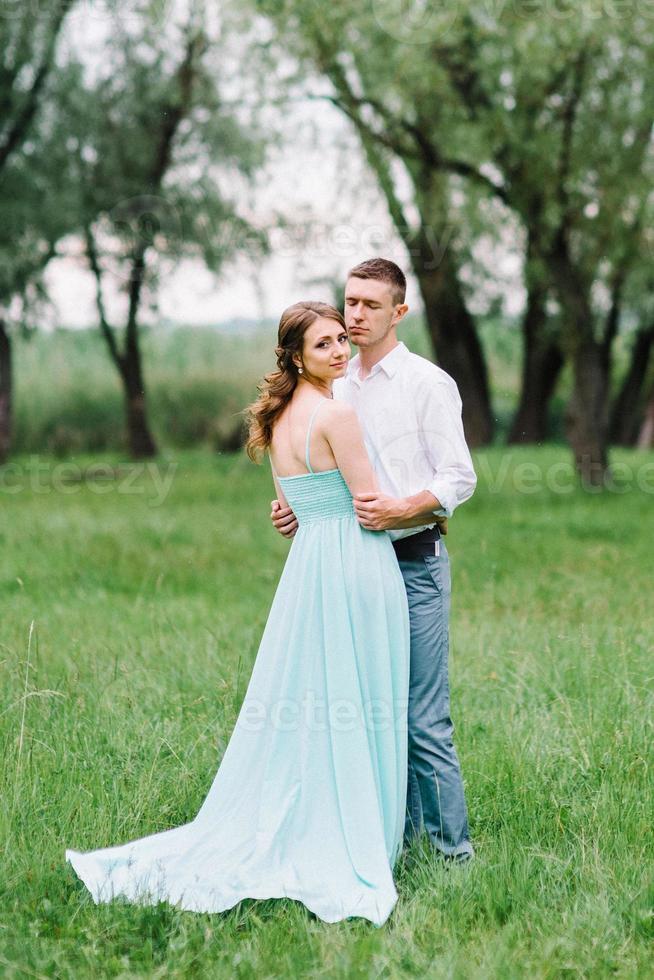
[333,341,477,541]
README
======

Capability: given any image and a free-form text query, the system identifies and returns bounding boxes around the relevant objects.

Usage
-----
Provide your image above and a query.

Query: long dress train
[65,400,410,925]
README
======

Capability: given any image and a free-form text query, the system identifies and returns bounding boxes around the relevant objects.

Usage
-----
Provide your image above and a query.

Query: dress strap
[304,400,325,474]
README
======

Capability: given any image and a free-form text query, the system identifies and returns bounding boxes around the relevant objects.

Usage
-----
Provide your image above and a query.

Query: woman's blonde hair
[245,301,346,462]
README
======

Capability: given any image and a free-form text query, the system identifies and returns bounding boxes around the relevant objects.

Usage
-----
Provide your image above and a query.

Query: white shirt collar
[347,341,408,382]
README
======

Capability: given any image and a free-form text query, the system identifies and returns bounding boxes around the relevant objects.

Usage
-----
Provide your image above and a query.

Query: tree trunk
[636,382,654,449]
[119,349,157,460]
[124,388,157,459]
[508,281,563,444]
[87,232,157,459]
[549,233,609,484]
[121,246,157,459]
[413,243,494,447]
[564,338,609,486]
[0,318,11,464]
[609,326,654,446]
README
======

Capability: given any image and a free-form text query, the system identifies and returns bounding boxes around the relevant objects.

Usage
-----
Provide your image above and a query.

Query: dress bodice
[277,469,355,525]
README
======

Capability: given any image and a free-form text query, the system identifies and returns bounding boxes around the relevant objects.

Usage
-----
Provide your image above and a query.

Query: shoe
[441,850,473,866]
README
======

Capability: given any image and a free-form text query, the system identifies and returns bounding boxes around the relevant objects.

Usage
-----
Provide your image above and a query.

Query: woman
[65,301,410,926]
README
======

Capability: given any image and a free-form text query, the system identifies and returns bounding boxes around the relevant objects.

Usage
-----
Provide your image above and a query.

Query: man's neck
[357,332,399,380]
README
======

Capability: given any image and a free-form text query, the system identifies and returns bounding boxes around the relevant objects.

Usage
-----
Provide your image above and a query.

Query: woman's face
[295,316,350,383]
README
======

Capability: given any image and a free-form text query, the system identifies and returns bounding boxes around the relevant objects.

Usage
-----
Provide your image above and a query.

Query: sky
[42,1,524,331]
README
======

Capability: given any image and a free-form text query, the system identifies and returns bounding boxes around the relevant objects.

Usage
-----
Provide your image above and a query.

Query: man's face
[344,276,405,348]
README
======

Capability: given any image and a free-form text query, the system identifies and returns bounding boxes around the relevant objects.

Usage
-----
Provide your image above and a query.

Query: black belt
[391,525,441,559]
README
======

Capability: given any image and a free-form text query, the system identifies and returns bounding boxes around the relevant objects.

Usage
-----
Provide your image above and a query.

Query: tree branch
[0,4,69,173]
[85,226,122,371]
[555,48,588,232]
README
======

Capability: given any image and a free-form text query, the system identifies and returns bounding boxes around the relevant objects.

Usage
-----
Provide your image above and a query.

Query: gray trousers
[398,541,473,858]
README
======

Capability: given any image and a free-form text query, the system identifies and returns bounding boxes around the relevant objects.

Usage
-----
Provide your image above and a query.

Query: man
[271,257,477,862]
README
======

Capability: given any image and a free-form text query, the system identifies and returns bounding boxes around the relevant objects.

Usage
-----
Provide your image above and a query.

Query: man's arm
[270,464,298,538]
[354,490,448,533]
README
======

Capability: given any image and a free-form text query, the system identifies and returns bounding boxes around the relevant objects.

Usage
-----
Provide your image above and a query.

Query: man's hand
[354,492,408,531]
[433,515,448,535]
[354,492,448,534]
[271,499,298,538]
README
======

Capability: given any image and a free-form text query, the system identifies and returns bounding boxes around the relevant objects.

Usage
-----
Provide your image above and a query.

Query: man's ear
[393,303,409,326]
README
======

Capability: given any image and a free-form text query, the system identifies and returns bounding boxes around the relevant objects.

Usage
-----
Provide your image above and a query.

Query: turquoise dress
[65,401,410,926]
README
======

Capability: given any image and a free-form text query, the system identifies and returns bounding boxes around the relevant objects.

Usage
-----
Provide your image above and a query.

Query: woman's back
[269,395,339,478]
[270,395,379,505]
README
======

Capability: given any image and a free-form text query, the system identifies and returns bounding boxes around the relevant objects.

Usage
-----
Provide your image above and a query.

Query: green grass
[1,446,653,977]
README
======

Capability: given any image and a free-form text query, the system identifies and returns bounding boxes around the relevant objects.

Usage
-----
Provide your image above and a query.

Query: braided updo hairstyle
[245,301,346,462]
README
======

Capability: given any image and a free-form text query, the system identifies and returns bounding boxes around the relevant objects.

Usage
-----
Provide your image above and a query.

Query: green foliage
[54,15,268,282]
[255,0,654,324]
[0,447,652,976]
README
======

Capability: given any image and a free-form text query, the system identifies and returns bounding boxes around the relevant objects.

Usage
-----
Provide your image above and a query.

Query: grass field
[1,446,653,978]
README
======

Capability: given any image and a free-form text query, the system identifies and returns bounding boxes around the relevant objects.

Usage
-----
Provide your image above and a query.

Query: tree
[637,383,654,449]
[608,237,654,447]
[0,0,76,462]
[0,158,66,462]
[55,10,266,457]
[610,324,654,446]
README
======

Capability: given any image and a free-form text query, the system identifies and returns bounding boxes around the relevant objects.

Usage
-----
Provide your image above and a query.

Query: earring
[298,367,303,374]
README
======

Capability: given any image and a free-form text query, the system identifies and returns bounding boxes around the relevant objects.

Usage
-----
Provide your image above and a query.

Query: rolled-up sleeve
[417,376,477,518]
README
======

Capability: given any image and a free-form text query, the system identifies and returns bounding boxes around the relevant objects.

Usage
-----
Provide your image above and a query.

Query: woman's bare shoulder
[320,399,357,424]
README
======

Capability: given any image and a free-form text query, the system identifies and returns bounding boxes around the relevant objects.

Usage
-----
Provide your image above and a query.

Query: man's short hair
[347,257,406,305]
